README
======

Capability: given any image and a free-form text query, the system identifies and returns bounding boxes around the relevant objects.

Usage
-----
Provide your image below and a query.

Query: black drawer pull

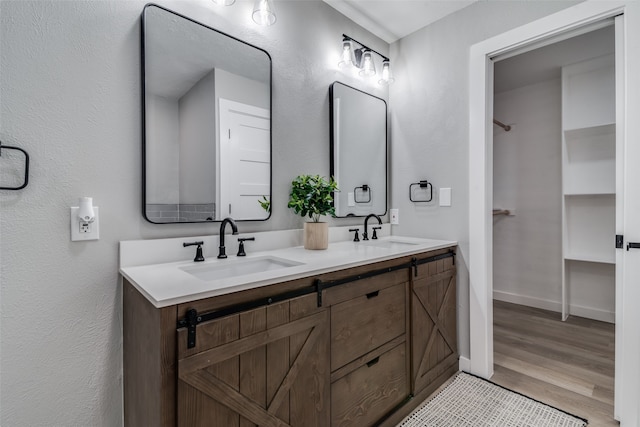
[366,357,380,368]
[366,290,380,299]
[628,242,640,251]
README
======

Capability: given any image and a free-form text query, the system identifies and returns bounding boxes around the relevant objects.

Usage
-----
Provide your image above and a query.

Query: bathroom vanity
[122,236,457,426]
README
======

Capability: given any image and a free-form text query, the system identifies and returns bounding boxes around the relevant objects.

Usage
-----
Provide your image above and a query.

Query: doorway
[468,2,639,425]
[489,24,617,425]
[492,24,615,321]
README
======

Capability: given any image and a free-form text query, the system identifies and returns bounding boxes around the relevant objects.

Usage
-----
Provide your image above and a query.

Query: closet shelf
[564,123,615,139]
[564,253,615,265]
[564,192,616,197]
[561,53,616,323]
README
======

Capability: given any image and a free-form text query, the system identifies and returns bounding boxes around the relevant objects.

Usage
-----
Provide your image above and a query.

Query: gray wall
[146,94,180,203]
[389,0,580,360]
[493,79,563,309]
[179,69,216,205]
[0,0,388,424]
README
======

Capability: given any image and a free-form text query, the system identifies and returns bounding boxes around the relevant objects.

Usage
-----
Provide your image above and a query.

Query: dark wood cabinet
[411,253,458,397]
[331,341,407,427]
[329,277,407,370]
[123,246,457,427]
[327,270,410,426]
[176,293,329,427]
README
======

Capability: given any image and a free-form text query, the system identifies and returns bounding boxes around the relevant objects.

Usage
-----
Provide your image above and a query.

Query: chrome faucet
[362,214,382,240]
[218,217,238,259]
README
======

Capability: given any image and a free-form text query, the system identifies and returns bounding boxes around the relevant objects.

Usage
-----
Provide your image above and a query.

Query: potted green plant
[288,174,338,250]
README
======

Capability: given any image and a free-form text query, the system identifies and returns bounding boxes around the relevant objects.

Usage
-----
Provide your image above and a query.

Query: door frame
[468,1,638,423]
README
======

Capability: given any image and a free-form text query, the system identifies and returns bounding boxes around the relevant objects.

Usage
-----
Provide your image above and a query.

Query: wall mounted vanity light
[359,49,376,77]
[379,59,395,86]
[338,35,394,86]
[211,0,276,26]
[338,37,355,68]
[252,0,277,26]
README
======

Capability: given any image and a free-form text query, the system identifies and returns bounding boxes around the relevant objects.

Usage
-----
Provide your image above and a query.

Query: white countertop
[120,232,456,308]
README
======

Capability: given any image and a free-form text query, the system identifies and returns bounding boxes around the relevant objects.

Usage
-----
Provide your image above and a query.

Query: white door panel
[617,14,640,425]
[219,99,270,220]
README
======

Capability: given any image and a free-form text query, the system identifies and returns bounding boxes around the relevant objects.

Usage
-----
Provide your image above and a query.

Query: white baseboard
[493,290,614,323]
[493,290,561,313]
[569,305,615,324]
[459,356,471,372]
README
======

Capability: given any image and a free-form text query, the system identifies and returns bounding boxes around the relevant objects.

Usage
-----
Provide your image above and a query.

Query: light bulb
[338,38,354,68]
[378,60,395,85]
[252,0,276,26]
[359,50,376,77]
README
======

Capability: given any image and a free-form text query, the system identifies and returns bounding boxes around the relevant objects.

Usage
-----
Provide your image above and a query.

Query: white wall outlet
[439,188,452,207]
[390,208,399,225]
[71,206,99,241]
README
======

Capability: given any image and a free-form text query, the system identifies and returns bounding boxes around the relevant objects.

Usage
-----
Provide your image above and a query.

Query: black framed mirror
[330,82,387,217]
[142,4,272,223]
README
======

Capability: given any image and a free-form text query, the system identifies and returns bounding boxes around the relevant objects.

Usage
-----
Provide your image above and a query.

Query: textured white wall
[492,79,563,309]
[389,0,580,359]
[0,0,388,424]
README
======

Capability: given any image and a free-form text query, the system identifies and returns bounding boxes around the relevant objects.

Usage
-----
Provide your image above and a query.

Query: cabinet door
[411,256,457,394]
[176,294,329,427]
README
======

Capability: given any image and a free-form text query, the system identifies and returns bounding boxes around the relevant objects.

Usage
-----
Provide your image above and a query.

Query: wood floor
[491,300,617,426]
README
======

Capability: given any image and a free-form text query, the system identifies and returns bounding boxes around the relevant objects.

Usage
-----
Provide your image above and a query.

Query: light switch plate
[440,188,452,207]
[71,206,100,241]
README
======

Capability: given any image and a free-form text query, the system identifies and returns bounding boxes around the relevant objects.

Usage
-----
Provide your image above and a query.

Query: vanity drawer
[331,342,408,427]
[331,282,406,370]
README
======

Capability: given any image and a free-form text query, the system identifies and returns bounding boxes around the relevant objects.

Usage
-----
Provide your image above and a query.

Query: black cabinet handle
[366,357,380,368]
[628,242,640,251]
[366,290,379,299]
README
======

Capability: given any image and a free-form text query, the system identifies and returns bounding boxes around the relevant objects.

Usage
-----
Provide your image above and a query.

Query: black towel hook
[409,180,433,202]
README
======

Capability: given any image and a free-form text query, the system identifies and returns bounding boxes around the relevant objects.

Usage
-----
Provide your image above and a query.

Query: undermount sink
[363,239,420,249]
[180,255,304,281]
